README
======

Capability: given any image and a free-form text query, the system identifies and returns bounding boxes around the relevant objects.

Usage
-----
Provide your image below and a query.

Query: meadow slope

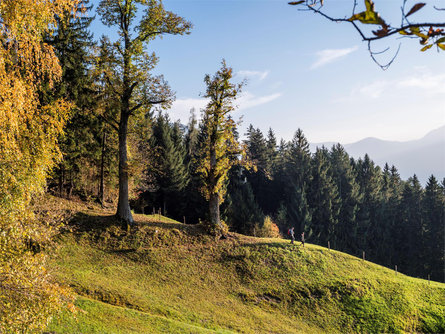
[45,198,445,333]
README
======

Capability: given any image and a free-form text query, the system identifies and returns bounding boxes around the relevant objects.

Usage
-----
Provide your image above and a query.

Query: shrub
[256,216,281,238]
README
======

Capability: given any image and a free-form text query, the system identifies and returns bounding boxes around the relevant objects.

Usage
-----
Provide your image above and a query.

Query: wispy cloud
[237,92,282,111]
[168,91,282,124]
[237,70,270,81]
[356,80,391,99]
[334,70,445,103]
[398,73,445,95]
[311,46,358,69]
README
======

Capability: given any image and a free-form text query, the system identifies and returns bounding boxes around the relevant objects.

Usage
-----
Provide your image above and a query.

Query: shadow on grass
[67,212,121,233]
[66,211,204,236]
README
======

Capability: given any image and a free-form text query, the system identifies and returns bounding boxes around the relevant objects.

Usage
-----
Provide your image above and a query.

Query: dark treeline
[44,2,443,282]
[55,104,445,282]
[139,120,444,282]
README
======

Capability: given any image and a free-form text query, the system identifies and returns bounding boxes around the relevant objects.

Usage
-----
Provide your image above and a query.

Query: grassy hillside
[45,198,444,333]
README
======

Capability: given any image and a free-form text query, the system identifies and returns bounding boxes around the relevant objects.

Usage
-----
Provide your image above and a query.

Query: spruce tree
[355,154,383,256]
[328,144,361,253]
[397,175,424,276]
[379,164,403,266]
[308,147,340,246]
[280,129,313,236]
[245,126,274,214]
[223,166,264,235]
[146,114,189,217]
[422,175,445,282]
[44,0,98,198]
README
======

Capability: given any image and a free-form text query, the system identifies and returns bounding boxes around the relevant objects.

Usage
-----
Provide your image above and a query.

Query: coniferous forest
[1,0,444,332]
[32,0,445,282]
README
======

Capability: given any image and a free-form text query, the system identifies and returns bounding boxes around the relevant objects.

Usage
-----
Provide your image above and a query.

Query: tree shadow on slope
[66,212,202,234]
[66,212,121,233]
[64,211,209,253]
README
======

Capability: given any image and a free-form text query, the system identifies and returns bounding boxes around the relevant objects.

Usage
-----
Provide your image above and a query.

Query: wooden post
[362,251,365,261]
[395,265,397,275]
[183,216,186,224]
[428,274,430,284]
[328,241,330,251]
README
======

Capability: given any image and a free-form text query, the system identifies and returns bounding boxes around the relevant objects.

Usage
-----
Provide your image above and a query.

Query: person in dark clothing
[301,232,305,247]
[289,227,295,244]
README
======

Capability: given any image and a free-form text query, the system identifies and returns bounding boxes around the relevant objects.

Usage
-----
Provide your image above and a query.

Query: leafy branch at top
[289,0,445,69]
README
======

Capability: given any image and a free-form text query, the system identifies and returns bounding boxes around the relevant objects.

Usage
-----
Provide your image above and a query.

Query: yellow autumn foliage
[196,61,251,203]
[0,0,77,332]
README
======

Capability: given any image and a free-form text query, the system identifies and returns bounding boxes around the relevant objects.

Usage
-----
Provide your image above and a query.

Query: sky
[89,0,445,144]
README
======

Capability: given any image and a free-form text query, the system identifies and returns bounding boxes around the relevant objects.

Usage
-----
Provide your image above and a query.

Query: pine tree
[308,147,340,246]
[245,126,274,214]
[422,175,445,282]
[266,128,278,172]
[279,130,313,236]
[328,144,361,253]
[223,166,264,235]
[355,154,383,256]
[44,0,98,199]
[284,129,311,189]
[286,184,312,238]
[378,164,403,266]
[397,175,424,276]
[145,114,189,217]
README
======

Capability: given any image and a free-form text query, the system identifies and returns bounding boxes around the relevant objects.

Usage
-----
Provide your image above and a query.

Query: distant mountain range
[310,125,445,185]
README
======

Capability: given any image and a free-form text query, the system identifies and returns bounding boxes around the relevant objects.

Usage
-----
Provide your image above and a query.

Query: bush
[256,216,281,238]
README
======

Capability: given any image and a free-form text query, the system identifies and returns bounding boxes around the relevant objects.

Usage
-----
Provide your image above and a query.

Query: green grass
[46,202,445,333]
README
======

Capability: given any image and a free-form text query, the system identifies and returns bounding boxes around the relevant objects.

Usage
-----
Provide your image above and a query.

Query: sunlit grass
[47,199,445,333]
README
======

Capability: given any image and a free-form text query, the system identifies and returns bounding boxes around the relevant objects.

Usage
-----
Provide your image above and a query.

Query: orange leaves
[0,0,77,332]
[372,25,389,38]
[399,25,445,52]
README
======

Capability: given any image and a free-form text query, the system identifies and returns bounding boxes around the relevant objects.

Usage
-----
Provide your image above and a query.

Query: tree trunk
[116,23,135,225]
[67,171,73,199]
[116,112,134,224]
[209,193,221,228]
[208,140,222,230]
[99,132,106,207]
[58,164,64,198]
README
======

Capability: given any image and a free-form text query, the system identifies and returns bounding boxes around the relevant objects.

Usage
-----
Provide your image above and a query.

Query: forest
[0,0,444,332]
[39,0,443,282]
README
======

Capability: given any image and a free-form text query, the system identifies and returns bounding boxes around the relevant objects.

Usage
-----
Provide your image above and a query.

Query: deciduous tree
[0,0,77,331]
[195,61,247,235]
[96,0,191,224]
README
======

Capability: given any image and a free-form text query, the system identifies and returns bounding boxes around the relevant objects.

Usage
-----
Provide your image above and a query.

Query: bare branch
[368,41,401,70]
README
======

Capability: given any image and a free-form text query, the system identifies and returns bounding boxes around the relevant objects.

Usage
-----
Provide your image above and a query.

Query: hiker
[301,232,305,247]
[289,227,295,244]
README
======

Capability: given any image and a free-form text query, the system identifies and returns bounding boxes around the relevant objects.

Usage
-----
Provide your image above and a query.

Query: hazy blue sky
[89,0,445,144]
